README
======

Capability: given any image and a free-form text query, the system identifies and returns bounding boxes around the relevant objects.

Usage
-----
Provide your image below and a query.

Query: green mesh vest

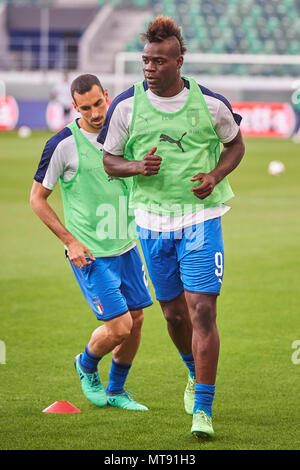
[124,76,234,216]
[59,120,136,257]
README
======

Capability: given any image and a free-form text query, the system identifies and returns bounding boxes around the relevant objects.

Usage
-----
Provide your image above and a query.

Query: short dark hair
[141,15,186,55]
[71,74,104,100]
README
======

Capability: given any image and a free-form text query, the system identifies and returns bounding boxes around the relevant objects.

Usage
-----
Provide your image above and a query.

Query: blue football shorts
[68,245,153,321]
[137,217,224,302]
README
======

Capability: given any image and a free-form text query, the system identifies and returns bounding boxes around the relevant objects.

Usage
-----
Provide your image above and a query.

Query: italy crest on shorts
[92,296,103,315]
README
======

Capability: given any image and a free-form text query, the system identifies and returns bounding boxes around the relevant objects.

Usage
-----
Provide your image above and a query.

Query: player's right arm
[99,90,161,177]
[31,130,95,267]
[103,146,161,177]
[30,181,95,268]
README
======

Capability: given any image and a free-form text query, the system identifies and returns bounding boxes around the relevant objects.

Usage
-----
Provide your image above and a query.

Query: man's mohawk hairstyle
[141,15,186,55]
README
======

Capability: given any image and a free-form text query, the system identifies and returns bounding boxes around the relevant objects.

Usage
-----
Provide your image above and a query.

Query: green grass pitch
[0,131,299,450]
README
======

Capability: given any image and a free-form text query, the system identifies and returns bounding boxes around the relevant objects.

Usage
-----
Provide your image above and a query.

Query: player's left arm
[191,129,245,200]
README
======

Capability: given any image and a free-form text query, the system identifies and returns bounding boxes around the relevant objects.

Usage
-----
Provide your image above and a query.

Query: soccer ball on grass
[268,160,285,176]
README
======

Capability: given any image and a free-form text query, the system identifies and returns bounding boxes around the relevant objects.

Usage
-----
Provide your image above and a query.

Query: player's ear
[72,100,78,111]
[104,88,110,104]
[177,55,183,69]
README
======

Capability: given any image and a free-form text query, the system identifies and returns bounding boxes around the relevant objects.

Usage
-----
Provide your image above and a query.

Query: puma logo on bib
[159,132,187,152]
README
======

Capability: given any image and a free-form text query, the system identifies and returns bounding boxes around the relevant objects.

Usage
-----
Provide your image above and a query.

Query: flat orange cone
[42,401,81,414]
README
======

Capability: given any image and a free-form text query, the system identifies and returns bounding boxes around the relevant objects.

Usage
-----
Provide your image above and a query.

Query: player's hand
[190,173,217,199]
[67,240,96,268]
[138,147,162,176]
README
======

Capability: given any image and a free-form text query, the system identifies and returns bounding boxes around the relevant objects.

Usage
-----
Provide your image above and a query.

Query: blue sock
[79,345,101,373]
[179,351,195,379]
[106,359,132,396]
[194,383,216,417]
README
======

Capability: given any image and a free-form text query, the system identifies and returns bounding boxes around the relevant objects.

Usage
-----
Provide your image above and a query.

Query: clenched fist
[137,147,162,176]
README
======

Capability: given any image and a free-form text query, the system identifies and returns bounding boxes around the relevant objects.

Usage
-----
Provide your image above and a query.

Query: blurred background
[0,0,300,138]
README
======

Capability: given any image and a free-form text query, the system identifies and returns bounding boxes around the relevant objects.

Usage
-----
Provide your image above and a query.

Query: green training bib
[124,76,234,216]
[60,120,136,256]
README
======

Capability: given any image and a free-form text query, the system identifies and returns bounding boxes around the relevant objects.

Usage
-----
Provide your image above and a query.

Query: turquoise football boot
[107,391,148,411]
[191,409,214,438]
[74,354,107,407]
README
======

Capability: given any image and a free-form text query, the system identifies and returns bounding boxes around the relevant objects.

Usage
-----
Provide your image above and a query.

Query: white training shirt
[98,80,241,232]
[36,124,102,190]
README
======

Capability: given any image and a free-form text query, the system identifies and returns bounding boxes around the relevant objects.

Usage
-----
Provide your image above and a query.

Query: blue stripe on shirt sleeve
[97,86,135,145]
[33,126,72,183]
[199,84,242,126]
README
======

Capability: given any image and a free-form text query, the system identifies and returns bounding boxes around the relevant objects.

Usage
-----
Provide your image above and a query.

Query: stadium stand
[0,0,299,76]
[0,0,151,72]
[4,1,99,70]
[123,0,300,76]
[78,3,151,73]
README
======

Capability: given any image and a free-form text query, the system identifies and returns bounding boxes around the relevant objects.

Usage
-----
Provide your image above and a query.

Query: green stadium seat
[122,0,300,76]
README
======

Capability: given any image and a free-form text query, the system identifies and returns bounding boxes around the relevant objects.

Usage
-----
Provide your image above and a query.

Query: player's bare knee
[163,307,186,330]
[191,301,216,333]
[160,294,189,330]
[131,310,144,332]
[114,325,131,344]
[107,313,133,344]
